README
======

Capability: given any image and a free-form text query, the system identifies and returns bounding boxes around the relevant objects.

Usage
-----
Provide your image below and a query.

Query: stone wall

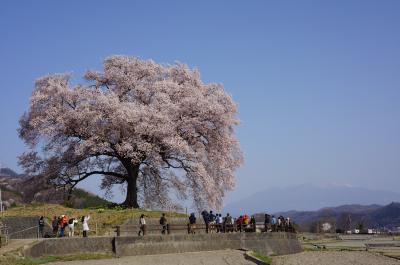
[25,232,302,258]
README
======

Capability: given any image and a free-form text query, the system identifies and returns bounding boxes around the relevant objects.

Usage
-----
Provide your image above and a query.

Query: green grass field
[248,251,273,264]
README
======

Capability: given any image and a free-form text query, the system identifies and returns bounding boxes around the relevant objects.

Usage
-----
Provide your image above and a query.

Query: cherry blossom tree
[19,55,243,209]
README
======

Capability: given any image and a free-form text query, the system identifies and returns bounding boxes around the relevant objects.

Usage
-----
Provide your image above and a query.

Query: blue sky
[0,1,399,205]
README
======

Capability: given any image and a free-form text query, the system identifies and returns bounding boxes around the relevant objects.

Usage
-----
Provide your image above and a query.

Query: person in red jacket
[59,215,68,237]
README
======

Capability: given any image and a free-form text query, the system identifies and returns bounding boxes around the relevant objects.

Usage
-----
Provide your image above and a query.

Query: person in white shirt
[216,214,223,233]
[218,214,223,225]
[138,214,146,236]
[82,215,90,237]
[68,217,78,237]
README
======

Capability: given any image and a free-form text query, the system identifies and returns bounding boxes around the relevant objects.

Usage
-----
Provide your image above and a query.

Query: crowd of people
[38,211,295,238]
[264,214,296,232]
[127,211,295,236]
[187,210,296,234]
[38,214,91,238]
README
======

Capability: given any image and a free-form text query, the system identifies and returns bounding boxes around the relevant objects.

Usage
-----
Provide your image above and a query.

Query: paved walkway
[47,250,256,265]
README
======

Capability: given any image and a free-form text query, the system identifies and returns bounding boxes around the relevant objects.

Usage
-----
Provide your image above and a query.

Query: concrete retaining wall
[24,237,115,257]
[2,216,52,239]
[25,232,302,258]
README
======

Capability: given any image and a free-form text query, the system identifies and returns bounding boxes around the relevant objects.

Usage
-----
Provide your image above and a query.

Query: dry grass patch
[4,203,186,235]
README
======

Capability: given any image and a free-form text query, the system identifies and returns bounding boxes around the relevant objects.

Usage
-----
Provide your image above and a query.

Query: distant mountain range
[276,202,400,231]
[0,166,109,208]
[224,184,400,215]
[0,167,22,178]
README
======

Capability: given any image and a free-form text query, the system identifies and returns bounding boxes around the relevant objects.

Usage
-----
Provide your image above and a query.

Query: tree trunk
[122,162,140,208]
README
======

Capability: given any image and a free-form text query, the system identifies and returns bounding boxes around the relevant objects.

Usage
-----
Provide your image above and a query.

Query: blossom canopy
[19,55,243,209]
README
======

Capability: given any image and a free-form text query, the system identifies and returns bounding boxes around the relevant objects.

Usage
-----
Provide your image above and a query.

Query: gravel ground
[272,251,400,265]
[47,250,255,265]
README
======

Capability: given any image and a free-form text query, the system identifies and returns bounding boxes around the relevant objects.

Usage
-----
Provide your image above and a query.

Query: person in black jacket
[201,210,209,233]
[52,216,59,237]
[38,216,45,238]
[264,213,271,232]
[250,215,256,232]
[159,213,168,234]
[188,213,196,234]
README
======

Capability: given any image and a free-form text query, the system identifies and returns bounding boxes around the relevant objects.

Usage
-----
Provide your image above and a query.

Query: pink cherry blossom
[19,55,243,210]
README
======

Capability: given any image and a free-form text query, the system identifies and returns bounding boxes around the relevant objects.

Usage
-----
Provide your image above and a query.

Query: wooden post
[116,226,120,237]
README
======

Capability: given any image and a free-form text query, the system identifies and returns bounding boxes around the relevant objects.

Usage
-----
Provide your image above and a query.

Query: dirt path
[0,239,37,255]
[272,251,400,265]
[47,250,255,265]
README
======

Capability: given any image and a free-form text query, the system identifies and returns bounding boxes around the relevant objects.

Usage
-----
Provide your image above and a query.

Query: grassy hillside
[0,173,113,209]
[67,189,110,208]
[2,203,186,235]
[277,202,400,232]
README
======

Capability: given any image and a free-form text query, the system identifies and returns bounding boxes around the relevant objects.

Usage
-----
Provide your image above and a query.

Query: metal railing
[7,225,41,239]
[0,224,9,246]
[114,222,296,236]
[7,225,38,236]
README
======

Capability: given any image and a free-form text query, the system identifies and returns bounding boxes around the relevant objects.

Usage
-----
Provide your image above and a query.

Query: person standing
[237,215,244,232]
[225,213,234,233]
[59,215,67,237]
[208,211,216,233]
[278,216,283,232]
[208,211,216,223]
[250,215,256,232]
[201,210,209,233]
[159,213,168,235]
[38,216,45,238]
[271,215,277,232]
[216,214,223,233]
[189,213,196,234]
[264,214,271,232]
[52,216,59,237]
[242,215,247,227]
[68,217,78,237]
[82,215,90,237]
[138,214,146,236]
